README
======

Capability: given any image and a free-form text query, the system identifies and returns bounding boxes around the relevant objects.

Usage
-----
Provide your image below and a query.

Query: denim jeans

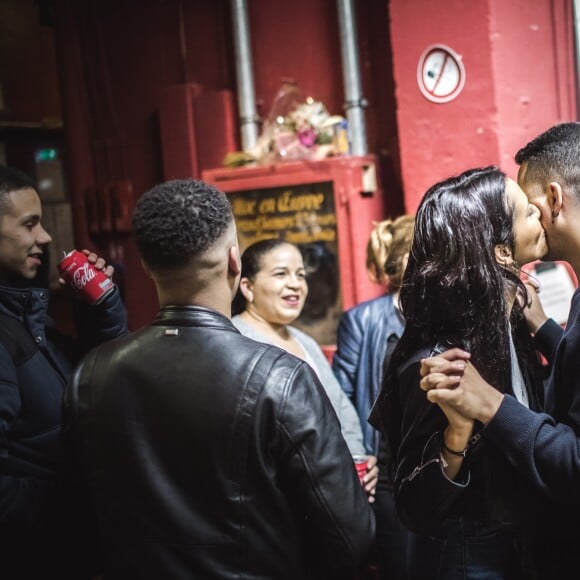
[373,483,409,579]
[406,517,523,580]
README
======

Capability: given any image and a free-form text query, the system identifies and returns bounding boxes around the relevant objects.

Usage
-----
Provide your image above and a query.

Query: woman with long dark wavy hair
[370,166,548,579]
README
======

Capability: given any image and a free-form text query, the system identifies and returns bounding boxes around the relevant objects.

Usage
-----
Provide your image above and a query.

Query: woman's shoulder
[231,315,266,342]
[398,346,431,373]
[340,295,402,343]
[396,339,459,376]
[348,293,395,317]
[289,326,332,359]
[231,314,246,331]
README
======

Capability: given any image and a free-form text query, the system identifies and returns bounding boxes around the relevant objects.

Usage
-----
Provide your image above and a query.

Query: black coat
[0,283,127,578]
[481,290,580,577]
[65,305,375,580]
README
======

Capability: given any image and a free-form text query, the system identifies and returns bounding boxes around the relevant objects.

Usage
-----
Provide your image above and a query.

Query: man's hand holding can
[58,249,115,304]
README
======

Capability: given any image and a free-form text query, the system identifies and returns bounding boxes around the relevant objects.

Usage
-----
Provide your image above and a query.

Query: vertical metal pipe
[337,0,368,156]
[230,0,259,152]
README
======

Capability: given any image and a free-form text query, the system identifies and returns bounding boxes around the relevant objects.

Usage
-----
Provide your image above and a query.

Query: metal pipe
[230,0,259,152]
[337,0,368,156]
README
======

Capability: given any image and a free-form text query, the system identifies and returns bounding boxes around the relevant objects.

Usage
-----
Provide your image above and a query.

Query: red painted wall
[2,0,576,335]
[389,0,577,212]
[490,0,576,170]
[38,0,575,330]
[53,0,237,330]
[52,0,401,330]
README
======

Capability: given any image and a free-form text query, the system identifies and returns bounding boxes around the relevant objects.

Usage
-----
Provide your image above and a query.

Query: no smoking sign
[417,44,465,103]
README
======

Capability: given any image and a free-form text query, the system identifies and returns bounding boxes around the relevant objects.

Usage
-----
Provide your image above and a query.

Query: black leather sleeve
[394,359,470,533]
[272,356,375,571]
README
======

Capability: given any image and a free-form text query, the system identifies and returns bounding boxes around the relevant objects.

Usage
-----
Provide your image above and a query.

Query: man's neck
[555,218,580,281]
[157,287,233,319]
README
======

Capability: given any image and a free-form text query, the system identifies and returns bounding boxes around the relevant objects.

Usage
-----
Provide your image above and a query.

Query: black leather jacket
[65,306,375,579]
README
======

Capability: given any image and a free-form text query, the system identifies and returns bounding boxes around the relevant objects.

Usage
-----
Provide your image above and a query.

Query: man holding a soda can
[64,178,374,579]
[0,165,127,579]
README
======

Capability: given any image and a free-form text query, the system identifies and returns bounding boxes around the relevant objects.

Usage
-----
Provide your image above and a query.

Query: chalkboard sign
[230,180,342,345]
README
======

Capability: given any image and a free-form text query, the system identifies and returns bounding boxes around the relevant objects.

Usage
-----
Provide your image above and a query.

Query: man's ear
[228,245,241,277]
[548,181,564,216]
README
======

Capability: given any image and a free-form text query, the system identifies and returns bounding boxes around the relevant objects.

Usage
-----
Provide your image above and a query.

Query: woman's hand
[362,455,378,503]
[420,350,503,425]
[522,280,548,333]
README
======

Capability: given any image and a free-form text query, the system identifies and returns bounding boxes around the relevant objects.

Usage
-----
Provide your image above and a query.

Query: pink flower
[298,127,317,147]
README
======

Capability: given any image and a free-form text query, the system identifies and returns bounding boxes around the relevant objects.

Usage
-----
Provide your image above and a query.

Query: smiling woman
[232,239,309,359]
[230,239,378,496]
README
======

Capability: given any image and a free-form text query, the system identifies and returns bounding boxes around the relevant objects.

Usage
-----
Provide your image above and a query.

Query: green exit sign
[35,148,58,162]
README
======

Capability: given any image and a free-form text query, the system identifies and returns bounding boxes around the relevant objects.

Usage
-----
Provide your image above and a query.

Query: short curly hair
[132,179,234,271]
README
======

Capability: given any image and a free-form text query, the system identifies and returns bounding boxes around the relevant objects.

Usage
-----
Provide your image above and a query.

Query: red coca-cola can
[57,250,115,305]
[352,454,368,483]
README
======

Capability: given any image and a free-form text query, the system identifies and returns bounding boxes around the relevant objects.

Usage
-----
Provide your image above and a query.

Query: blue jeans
[406,517,523,580]
[373,484,409,579]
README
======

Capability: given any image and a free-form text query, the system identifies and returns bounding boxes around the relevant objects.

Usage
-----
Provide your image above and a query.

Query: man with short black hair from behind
[64,178,375,579]
[0,165,127,579]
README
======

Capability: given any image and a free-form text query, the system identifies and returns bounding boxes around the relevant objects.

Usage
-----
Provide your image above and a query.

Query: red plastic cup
[57,250,115,305]
[352,454,368,483]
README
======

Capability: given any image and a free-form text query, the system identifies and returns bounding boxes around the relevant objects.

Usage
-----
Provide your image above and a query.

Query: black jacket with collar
[0,282,127,577]
[65,305,375,580]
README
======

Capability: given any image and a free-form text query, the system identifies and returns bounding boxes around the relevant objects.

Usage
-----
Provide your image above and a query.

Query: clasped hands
[419,348,504,426]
